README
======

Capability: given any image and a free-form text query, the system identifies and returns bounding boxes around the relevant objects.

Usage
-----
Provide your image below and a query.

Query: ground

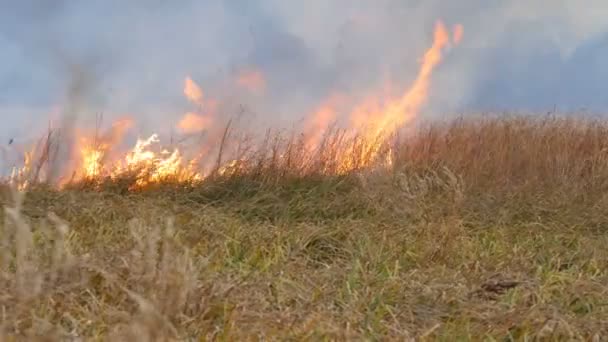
[1,116,608,340]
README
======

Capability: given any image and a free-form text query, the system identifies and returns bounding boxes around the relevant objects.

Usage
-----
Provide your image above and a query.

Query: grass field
[1,115,608,340]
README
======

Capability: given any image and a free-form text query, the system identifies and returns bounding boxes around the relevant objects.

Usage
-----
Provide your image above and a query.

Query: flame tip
[6,19,456,190]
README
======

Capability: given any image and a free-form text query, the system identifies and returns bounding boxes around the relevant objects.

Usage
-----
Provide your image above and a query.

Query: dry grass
[2,115,608,340]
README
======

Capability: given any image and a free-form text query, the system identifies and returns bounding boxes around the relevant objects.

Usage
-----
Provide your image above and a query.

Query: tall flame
[3,20,462,190]
[304,94,343,151]
[336,20,457,171]
[363,20,450,139]
[80,146,105,179]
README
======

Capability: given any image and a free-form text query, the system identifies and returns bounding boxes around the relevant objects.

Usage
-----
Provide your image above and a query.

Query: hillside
[1,116,608,340]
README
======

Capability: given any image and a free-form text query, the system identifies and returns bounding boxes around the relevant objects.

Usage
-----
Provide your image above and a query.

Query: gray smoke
[2,0,608,146]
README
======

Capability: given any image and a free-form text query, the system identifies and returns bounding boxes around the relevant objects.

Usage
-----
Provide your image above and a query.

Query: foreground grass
[2,116,608,340]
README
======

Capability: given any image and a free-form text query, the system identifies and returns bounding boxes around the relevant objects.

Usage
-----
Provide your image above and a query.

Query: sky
[2,0,608,143]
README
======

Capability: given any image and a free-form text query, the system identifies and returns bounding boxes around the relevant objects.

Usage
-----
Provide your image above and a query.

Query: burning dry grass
[4,19,460,193]
[2,115,608,340]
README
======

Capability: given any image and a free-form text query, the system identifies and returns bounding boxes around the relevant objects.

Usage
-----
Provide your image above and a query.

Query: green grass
[1,115,608,340]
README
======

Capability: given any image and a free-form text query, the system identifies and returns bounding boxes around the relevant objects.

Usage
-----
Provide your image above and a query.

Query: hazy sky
[2,0,608,142]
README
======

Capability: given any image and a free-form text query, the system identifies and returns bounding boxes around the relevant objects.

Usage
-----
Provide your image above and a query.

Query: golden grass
[2,115,608,340]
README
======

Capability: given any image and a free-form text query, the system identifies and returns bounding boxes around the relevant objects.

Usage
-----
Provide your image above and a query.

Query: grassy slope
[1,116,608,340]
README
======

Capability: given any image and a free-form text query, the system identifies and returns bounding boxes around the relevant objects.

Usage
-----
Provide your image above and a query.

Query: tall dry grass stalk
[0,182,232,340]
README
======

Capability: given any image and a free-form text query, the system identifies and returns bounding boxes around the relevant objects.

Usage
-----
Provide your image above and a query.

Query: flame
[3,20,461,190]
[177,112,212,134]
[111,134,202,188]
[335,20,456,172]
[74,135,108,181]
[179,77,216,134]
[8,151,34,190]
[236,68,266,93]
[217,159,245,177]
[5,131,57,189]
[81,146,105,179]
[70,125,203,189]
[72,117,134,181]
[365,20,449,138]
[184,76,204,106]
[66,78,211,188]
[304,94,344,150]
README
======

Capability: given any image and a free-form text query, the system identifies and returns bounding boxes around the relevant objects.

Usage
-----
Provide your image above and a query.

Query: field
[1,115,608,340]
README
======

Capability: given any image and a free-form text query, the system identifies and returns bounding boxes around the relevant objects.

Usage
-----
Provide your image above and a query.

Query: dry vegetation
[2,115,608,340]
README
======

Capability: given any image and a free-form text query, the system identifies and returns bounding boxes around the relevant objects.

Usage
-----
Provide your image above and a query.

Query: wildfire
[177,112,212,134]
[177,77,214,134]
[304,94,343,151]
[2,20,462,190]
[8,151,34,191]
[110,134,202,188]
[334,20,460,172]
[81,146,105,179]
[363,21,450,140]
[65,78,211,189]
[69,133,203,189]
[73,118,134,181]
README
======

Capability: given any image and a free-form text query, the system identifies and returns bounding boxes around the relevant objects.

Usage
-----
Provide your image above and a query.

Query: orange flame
[8,150,34,190]
[177,112,213,134]
[110,134,202,188]
[179,76,216,134]
[365,20,449,137]
[5,20,461,190]
[184,76,204,106]
[304,94,344,150]
[336,20,458,172]
[73,118,134,181]
[72,77,209,188]
[80,146,105,179]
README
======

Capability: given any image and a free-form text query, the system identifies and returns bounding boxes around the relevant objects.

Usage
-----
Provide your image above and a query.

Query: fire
[81,146,105,179]
[177,112,212,134]
[8,151,34,190]
[178,77,215,134]
[364,21,450,138]
[66,116,199,188]
[70,129,203,189]
[184,76,204,106]
[123,135,158,168]
[2,20,461,190]
[73,118,134,181]
[65,78,211,188]
[304,94,343,151]
[216,159,245,177]
[335,20,458,172]
[110,134,202,188]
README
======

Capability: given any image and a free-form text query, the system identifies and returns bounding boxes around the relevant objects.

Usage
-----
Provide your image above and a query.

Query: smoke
[2,0,608,144]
